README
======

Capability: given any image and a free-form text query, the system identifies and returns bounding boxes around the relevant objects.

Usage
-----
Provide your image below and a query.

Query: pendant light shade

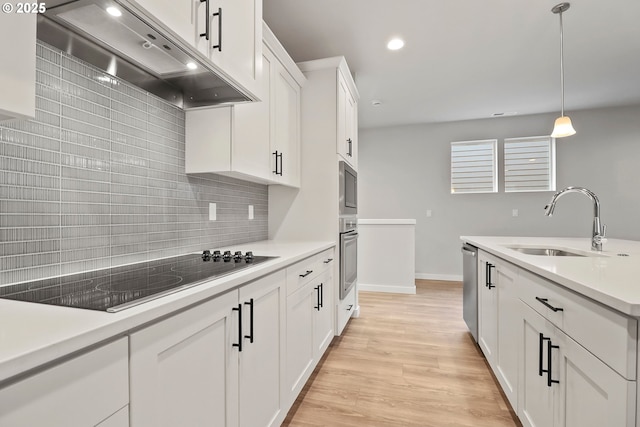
[551,116,576,138]
[551,2,576,138]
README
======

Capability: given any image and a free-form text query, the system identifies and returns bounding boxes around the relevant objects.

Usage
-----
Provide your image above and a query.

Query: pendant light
[550,2,576,138]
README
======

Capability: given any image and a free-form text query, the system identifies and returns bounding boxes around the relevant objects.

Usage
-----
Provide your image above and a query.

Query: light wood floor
[282,280,522,427]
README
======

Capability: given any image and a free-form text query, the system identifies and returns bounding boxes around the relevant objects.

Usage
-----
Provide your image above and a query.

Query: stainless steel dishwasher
[461,243,478,342]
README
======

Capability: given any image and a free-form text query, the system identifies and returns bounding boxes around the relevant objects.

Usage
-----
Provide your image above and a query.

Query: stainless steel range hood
[37,0,254,108]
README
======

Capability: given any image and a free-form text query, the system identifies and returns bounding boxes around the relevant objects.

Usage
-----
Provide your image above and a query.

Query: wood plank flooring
[282,280,522,427]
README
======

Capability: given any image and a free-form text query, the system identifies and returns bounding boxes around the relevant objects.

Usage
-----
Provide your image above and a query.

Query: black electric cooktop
[0,250,276,312]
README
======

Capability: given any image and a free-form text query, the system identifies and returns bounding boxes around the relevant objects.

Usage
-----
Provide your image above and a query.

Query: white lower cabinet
[0,337,129,427]
[476,249,637,427]
[477,252,519,409]
[285,250,335,406]
[519,302,635,427]
[313,269,334,358]
[285,276,315,400]
[130,270,286,427]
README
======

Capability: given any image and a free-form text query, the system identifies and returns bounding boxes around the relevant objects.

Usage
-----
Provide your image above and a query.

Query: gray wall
[0,42,268,286]
[358,105,640,278]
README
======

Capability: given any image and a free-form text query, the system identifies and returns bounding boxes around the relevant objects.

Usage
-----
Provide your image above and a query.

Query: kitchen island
[461,236,640,427]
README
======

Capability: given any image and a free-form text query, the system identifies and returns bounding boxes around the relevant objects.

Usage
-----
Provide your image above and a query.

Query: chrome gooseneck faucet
[544,186,607,251]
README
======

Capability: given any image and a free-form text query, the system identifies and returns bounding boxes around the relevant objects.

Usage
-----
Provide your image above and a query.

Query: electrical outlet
[248,205,254,220]
[426,210,432,217]
[209,203,217,221]
[512,209,519,217]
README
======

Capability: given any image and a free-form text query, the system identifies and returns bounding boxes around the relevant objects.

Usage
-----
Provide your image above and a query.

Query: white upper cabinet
[337,72,358,169]
[297,56,360,171]
[0,1,36,122]
[130,0,261,97]
[185,23,304,188]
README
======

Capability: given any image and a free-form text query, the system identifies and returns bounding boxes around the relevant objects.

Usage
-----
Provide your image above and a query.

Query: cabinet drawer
[0,337,129,427]
[337,286,356,336]
[518,269,637,380]
[286,249,334,295]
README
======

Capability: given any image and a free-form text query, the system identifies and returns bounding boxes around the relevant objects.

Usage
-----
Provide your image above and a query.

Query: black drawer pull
[486,263,495,289]
[347,304,353,311]
[547,341,560,387]
[319,283,323,308]
[299,270,313,278]
[244,298,254,343]
[539,333,550,376]
[323,258,333,264]
[314,285,320,311]
[232,304,242,352]
[536,297,564,312]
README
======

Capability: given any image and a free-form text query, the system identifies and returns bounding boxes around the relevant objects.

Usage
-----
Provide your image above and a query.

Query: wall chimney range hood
[37,0,254,108]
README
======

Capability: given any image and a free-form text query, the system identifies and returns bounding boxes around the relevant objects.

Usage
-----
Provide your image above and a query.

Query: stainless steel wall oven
[339,216,358,299]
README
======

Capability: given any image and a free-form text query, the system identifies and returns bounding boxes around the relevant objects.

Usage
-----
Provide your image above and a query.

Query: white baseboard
[415,273,463,282]
[358,283,416,294]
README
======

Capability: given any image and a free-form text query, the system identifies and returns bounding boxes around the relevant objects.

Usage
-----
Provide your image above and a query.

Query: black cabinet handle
[535,297,564,312]
[486,263,495,289]
[347,138,352,157]
[244,298,254,343]
[299,270,313,278]
[314,285,321,311]
[212,7,222,51]
[272,151,283,176]
[319,283,324,308]
[347,304,353,311]
[547,341,560,387]
[323,258,333,264]
[539,333,550,376]
[232,304,242,352]
[199,0,210,40]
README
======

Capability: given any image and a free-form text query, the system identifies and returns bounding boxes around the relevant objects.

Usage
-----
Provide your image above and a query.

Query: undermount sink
[508,247,586,257]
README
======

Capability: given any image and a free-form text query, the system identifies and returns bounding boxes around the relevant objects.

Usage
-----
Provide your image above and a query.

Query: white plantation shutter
[450,139,498,194]
[504,136,556,192]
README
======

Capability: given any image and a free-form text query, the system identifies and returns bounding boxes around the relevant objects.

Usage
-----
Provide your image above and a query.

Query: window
[450,139,498,194]
[504,136,556,192]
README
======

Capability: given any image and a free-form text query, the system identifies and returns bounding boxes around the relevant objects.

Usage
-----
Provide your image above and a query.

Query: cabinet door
[203,0,260,94]
[286,282,315,403]
[313,269,334,358]
[336,73,349,162]
[238,271,285,427]
[0,1,35,122]
[133,0,195,47]
[130,290,240,427]
[272,61,300,187]
[519,302,555,427]
[555,323,635,427]
[495,261,519,410]
[232,46,273,181]
[0,338,128,427]
[478,255,498,367]
[185,107,232,174]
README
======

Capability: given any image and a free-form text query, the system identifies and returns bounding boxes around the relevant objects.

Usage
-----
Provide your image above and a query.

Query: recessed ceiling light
[106,6,122,17]
[387,38,405,50]
[186,62,198,70]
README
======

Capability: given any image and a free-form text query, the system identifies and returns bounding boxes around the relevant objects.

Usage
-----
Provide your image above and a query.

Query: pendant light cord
[559,10,565,117]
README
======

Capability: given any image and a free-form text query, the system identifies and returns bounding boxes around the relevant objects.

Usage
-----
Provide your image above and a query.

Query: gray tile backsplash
[0,42,268,285]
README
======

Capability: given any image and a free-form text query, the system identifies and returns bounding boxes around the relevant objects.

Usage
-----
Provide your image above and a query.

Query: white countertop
[358,219,416,225]
[0,240,334,384]
[461,236,640,316]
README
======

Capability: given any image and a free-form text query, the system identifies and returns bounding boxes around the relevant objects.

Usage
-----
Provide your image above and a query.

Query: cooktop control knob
[245,251,254,262]
[202,250,211,261]
[212,250,222,261]
[233,251,243,262]
[223,250,232,262]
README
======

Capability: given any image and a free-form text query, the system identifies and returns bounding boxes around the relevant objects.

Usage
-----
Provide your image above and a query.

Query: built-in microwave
[339,161,357,215]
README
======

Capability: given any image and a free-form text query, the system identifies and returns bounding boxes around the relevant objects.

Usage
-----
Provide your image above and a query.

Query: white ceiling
[263,0,640,129]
